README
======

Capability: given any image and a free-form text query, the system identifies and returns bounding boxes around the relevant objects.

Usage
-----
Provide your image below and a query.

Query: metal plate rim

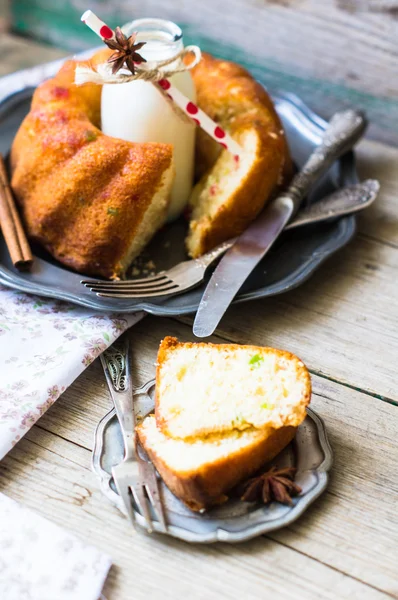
[0,82,357,315]
[92,379,333,544]
[0,214,355,315]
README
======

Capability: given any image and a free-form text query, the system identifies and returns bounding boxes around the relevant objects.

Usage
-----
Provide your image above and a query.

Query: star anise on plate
[105,26,147,75]
[236,466,302,506]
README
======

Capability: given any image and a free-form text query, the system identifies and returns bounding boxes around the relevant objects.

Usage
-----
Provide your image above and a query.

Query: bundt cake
[137,337,309,511]
[10,49,291,277]
[186,53,292,258]
[10,51,175,279]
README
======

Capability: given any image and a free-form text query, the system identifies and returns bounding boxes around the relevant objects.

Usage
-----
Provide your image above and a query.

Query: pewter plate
[0,62,357,315]
[92,379,332,543]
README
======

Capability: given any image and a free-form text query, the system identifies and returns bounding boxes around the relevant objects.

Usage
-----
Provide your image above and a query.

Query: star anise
[105,26,147,75]
[236,466,301,506]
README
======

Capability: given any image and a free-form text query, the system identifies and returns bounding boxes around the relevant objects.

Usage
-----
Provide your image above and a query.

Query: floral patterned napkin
[0,61,138,599]
[0,492,112,600]
[0,284,143,459]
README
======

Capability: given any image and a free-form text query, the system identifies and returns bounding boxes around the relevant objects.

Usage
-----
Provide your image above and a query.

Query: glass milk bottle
[101,18,196,221]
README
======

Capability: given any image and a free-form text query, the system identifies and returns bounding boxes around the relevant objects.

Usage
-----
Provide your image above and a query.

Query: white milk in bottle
[101,18,196,221]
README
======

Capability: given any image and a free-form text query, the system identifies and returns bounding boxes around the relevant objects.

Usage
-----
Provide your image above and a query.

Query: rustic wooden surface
[8,0,398,145]
[1,33,398,600]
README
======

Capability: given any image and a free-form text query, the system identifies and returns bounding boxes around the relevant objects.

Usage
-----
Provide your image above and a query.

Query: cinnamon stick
[0,155,33,270]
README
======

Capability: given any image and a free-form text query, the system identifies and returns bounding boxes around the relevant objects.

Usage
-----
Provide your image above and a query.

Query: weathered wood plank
[0,422,394,600]
[356,140,398,247]
[0,33,67,77]
[177,232,398,401]
[25,317,398,595]
[0,0,9,29]
[9,0,398,145]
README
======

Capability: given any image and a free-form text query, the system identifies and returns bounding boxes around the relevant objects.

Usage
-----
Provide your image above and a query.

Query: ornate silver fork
[82,179,379,299]
[100,337,167,533]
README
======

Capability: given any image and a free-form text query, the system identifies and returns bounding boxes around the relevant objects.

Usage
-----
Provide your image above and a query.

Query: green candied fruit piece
[85,130,97,142]
[249,353,264,368]
[261,402,272,410]
[232,414,244,426]
[107,207,119,216]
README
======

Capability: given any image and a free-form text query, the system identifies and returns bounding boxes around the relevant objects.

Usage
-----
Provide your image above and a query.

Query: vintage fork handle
[285,179,379,229]
[284,109,367,214]
[100,337,135,461]
[197,178,378,270]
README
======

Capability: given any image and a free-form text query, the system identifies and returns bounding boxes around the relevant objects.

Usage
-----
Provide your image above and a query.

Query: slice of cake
[186,127,284,258]
[136,337,310,511]
[185,52,292,258]
[155,337,311,440]
[137,416,296,512]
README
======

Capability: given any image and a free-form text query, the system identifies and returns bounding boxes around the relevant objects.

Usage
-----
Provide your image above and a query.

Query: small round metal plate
[92,379,333,543]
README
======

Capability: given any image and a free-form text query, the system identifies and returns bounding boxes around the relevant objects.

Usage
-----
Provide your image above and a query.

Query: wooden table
[7,0,398,145]
[1,33,398,600]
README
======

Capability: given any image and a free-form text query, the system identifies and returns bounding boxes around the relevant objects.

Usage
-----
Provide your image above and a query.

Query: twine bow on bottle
[74,45,202,86]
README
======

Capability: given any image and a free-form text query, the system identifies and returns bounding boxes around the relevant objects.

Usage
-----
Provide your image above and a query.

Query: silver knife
[193,109,367,338]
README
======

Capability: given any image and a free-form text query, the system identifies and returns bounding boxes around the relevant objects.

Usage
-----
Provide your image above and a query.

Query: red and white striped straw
[81,10,115,41]
[81,10,242,158]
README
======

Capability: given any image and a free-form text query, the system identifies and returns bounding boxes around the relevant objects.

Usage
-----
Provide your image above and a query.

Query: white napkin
[0,284,143,459]
[0,492,112,600]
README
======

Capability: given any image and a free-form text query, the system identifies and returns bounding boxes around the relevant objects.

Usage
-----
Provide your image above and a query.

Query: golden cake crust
[10,51,174,279]
[137,415,297,512]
